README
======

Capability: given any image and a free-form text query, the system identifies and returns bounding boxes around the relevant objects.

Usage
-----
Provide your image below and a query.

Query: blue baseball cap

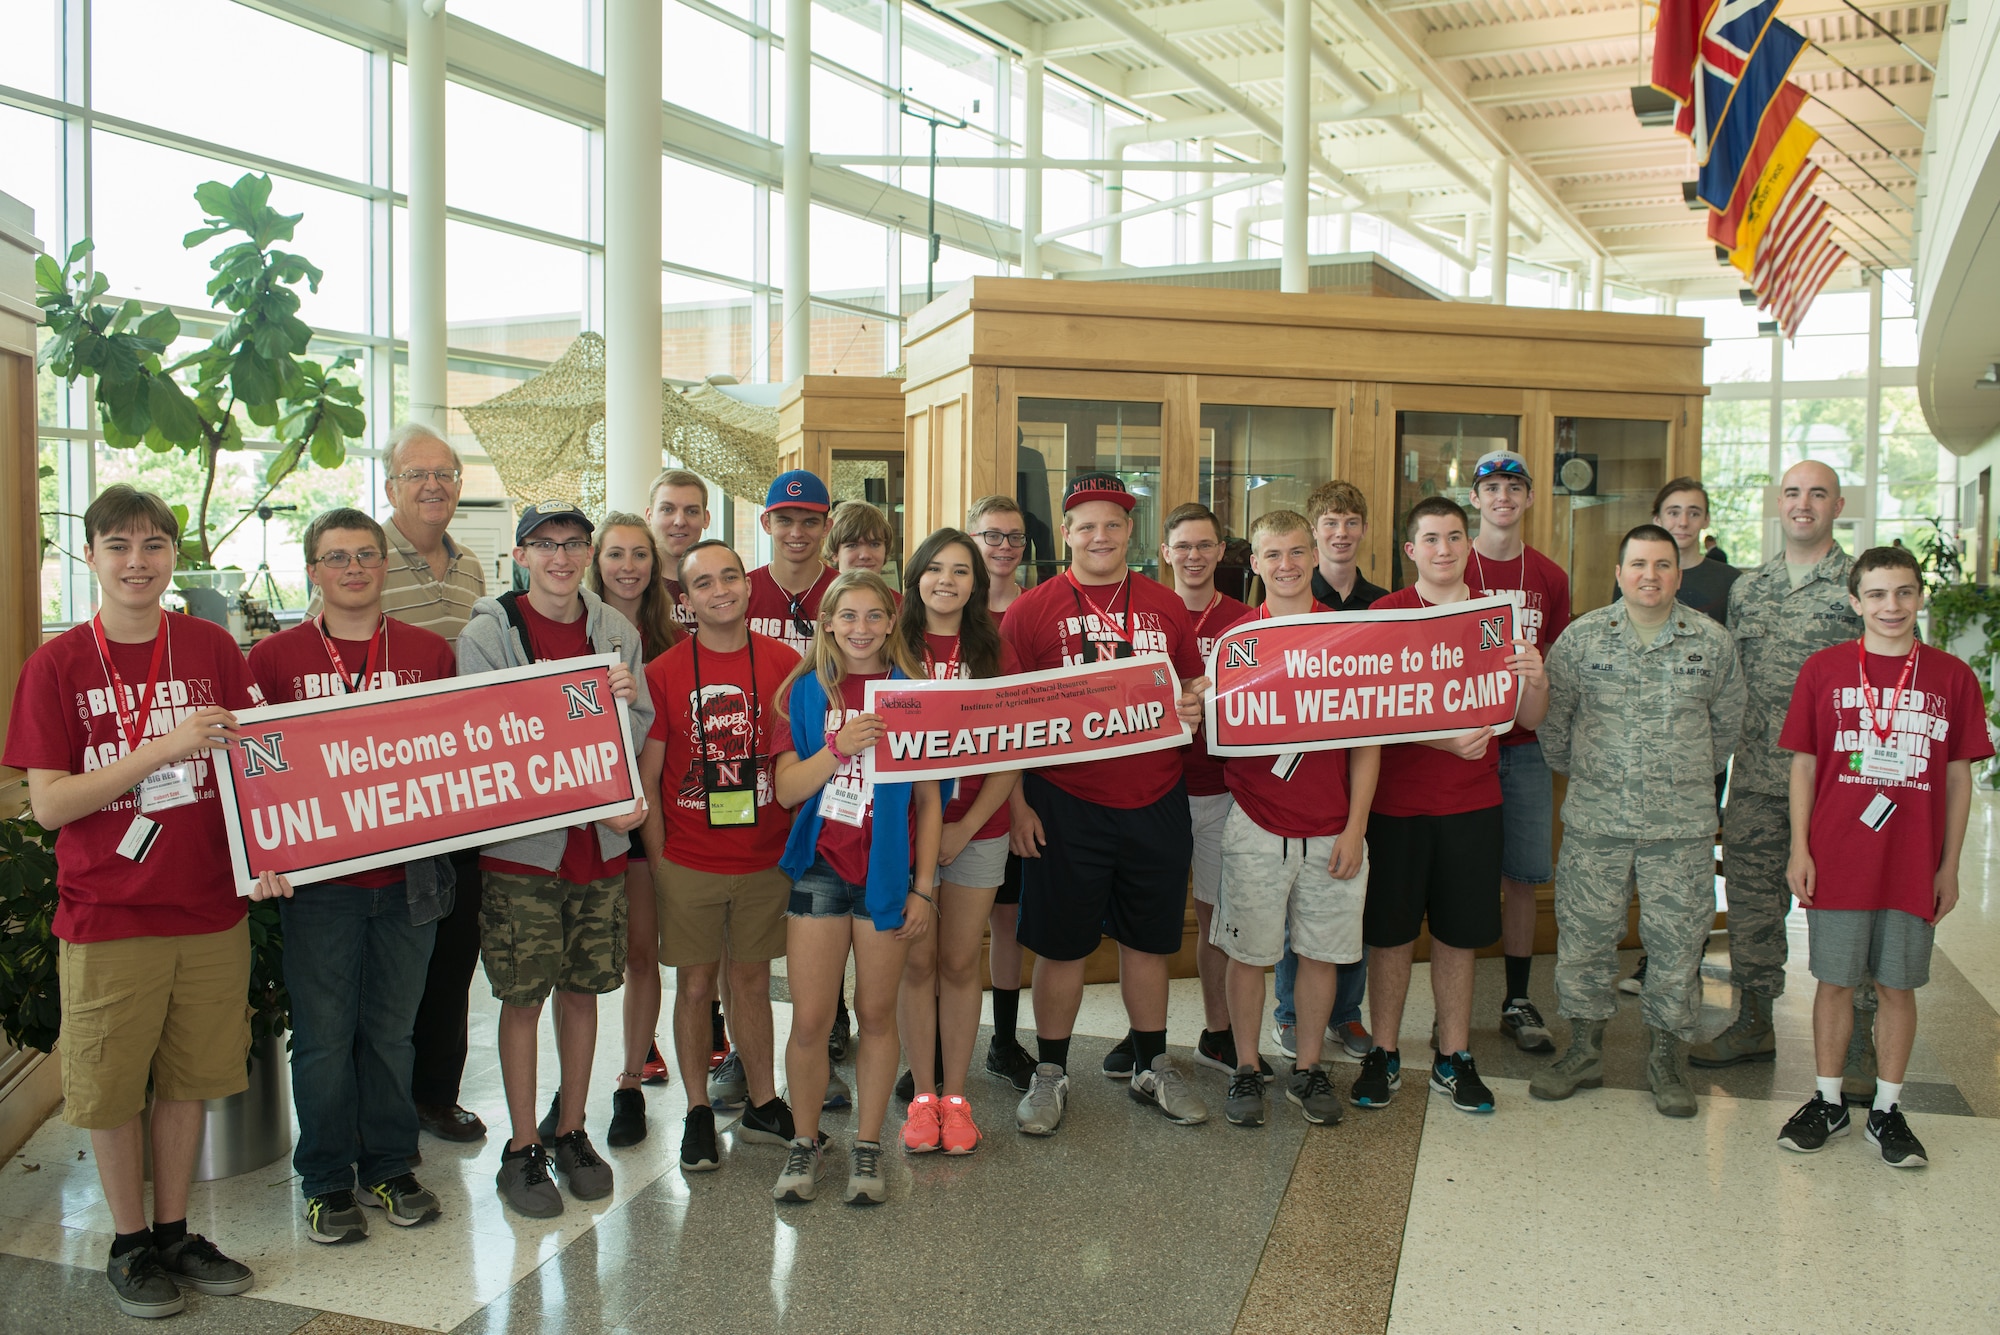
[515,500,594,544]
[764,469,831,513]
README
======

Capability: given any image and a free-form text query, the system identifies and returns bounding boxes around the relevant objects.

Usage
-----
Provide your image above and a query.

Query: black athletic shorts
[994,850,1022,907]
[1016,771,1193,961]
[1362,807,1504,951]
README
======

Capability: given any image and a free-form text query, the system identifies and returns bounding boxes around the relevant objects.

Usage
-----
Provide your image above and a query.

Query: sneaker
[1617,955,1649,996]
[985,1036,1036,1093]
[1351,1047,1401,1109]
[154,1233,253,1297]
[895,1068,917,1105]
[1287,1065,1345,1125]
[1777,1093,1851,1153]
[844,1139,888,1206]
[829,1002,854,1063]
[1196,1029,1276,1082]
[709,1006,730,1072]
[1016,1062,1071,1136]
[360,1174,440,1228]
[1332,1020,1372,1063]
[938,1095,981,1155]
[1224,1066,1266,1127]
[535,1092,561,1143]
[107,1245,185,1319]
[681,1106,720,1172]
[708,1050,748,1109]
[1865,1104,1928,1168]
[772,1136,825,1203]
[1102,1034,1137,1079]
[823,1068,852,1111]
[1430,1051,1496,1114]
[1500,998,1556,1053]
[641,1041,671,1085]
[304,1189,369,1244]
[549,1129,614,1201]
[607,1087,647,1148]
[495,1142,563,1218]
[1130,1054,1208,1125]
[1271,1022,1298,1060]
[738,1096,797,1146]
[902,1092,943,1153]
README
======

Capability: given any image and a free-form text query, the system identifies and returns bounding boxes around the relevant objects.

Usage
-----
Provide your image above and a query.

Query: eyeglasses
[523,538,593,555]
[974,529,1028,549]
[1167,541,1220,557]
[391,468,462,486]
[1472,457,1528,480]
[312,549,386,570]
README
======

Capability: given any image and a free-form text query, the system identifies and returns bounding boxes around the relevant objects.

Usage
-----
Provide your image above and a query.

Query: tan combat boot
[1841,1010,1878,1102]
[1529,1018,1606,1101]
[1687,991,1776,1067]
[1647,1026,1698,1118]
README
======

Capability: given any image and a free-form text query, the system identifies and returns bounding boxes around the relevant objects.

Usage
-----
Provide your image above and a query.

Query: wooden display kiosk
[775,374,908,567]
[902,277,1710,972]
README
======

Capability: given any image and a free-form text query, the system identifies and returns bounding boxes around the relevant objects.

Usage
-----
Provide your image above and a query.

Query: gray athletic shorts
[937,833,1009,891]
[1807,907,1934,990]
[1189,792,1234,907]
[1210,804,1366,968]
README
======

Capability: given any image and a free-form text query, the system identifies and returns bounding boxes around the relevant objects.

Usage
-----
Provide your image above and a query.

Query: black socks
[992,987,1021,1041]
[111,1228,152,1259]
[1505,954,1533,1003]
[1037,1035,1071,1071]
[151,1219,186,1249]
[1132,1028,1168,1073]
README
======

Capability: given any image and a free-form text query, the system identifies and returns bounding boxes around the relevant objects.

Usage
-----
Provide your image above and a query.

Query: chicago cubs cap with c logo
[764,469,831,513]
[515,499,596,544]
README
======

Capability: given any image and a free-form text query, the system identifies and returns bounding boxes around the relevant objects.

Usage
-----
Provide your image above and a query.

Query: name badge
[1856,745,1908,782]
[1860,792,1896,831]
[818,780,869,828]
[137,764,198,814]
[117,814,161,862]
[701,760,757,828]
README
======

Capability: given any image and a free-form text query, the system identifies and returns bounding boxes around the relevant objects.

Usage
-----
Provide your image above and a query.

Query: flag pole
[1804,91,1921,184]
[1804,44,1927,134]
[1833,0,1937,76]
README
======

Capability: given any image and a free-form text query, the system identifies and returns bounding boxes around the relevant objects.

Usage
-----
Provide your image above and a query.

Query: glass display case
[1548,416,1672,615]
[1392,411,1521,590]
[1017,398,1163,583]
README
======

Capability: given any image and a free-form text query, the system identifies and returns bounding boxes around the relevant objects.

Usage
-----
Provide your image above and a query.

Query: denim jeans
[280,881,436,1197]
[1272,941,1368,1031]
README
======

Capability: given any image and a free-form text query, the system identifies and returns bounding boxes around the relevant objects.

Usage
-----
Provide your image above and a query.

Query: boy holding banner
[245,507,459,1243]
[1354,496,1547,1116]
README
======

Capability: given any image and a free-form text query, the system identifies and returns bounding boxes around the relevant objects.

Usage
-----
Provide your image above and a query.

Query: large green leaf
[66,238,92,264]
[33,254,62,293]
[231,348,278,405]
[327,401,366,437]
[136,307,181,345]
[265,440,303,484]
[182,225,228,250]
[146,375,203,443]
[193,180,239,225]
[309,414,345,469]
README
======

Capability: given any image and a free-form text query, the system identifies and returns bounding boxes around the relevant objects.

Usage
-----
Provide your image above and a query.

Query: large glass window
[664,157,757,280]
[1198,405,1333,540]
[0,105,62,247]
[1877,386,1950,549]
[1391,411,1518,589]
[1700,399,1770,566]
[392,72,590,238]
[667,5,757,131]
[1017,399,1163,583]
[450,0,591,67]
[0,0,59,97]
[662,273,756,383]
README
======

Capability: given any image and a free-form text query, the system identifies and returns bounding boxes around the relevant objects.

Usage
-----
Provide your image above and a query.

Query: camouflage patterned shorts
[479,869,628,1007]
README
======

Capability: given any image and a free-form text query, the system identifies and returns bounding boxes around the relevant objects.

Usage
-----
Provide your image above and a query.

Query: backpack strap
[497,591,538,664]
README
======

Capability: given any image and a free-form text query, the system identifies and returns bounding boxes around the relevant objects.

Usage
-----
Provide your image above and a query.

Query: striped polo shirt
[307,517,487,644]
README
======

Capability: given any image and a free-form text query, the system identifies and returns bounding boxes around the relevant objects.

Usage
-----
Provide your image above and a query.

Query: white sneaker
[772,1136,824,1203]
[1130,1054,1208,1125]
[1015,1062,1070,1136]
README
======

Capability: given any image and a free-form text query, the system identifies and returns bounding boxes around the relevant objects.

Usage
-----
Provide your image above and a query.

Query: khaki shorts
[479,870,627,1007]
[658,860,790,967]
[58,920,252,1130]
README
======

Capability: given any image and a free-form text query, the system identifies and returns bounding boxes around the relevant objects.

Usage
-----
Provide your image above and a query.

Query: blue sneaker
[1351,1047,1401,1108]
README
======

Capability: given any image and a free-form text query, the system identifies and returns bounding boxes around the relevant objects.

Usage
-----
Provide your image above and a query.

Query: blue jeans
[280,882,436,1198]
[1273,942,1368,1030]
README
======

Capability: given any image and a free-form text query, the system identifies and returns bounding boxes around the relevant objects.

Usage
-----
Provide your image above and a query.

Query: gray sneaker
[1130,1054,1208,1125]
[773,1136,825,1202]
[1287,1065,1346,1125]
[1224,1066,1266,1127]
[1271,1023,1298,1060]
[549,1129,614,1201]
[107,1245,185,1319]
[305,1189,369,1244]
[1332,1020,1373,1063]
[843,1139,887,1206]
[1500,999,1556,1053]
[823,1067,852,1111]
[496,1143,564,1218]
[155,1233,253,1296]
[361,1173,441,1227]
[708,1050,748,1109]
[1015,1062,1071,1136]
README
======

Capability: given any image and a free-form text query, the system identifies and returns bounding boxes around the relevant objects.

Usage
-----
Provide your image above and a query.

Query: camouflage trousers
[1720,791,1875,1011]
[1554,834,1714,1038]
[479,869,628,1008]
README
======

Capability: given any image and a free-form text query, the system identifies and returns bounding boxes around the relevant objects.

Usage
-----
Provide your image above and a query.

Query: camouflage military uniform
[1542,603,1745,1036]
[1722,545,1862,1002]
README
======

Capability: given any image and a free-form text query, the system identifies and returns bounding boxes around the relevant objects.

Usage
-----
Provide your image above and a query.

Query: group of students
[9,429,1979,1320]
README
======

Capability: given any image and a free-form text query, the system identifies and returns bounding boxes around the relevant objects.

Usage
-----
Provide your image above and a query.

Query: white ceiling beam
[1464,38,1937,107]
[1424,9,1637,63]
[1041,0,1267,57]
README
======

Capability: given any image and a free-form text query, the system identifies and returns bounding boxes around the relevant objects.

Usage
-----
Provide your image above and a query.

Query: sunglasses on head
[1473,457,1528,480]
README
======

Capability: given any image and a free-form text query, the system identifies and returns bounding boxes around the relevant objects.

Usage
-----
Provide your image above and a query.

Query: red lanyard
[926,634,963,681]
[317,615,387,694]
[1067,570,1134,648]
[1857,640,1918,747]
[1189,592,1224,645]
[90,614,171,754]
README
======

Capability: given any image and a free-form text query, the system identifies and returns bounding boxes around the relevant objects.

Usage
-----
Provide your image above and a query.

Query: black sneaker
[895,1068,916,1105]
[107,1245,185,1318]
[304,1189,368,1244]
[1430,1051,1496,1114]
[496,1142,563,1217]
[985,1037,1036,1093]
[738,1096,797,1146]
[1777,1093,1851,1153]
[1351,1047,1402,1109]
[681,1106,720,1172]
[607,1086,647,1148]
[155,1232,253,1296]
[535,1092,561,1143]
[1194,1029,1276,1082]
[1102,1034,1137,1079]
[1865,1104,1927,1168]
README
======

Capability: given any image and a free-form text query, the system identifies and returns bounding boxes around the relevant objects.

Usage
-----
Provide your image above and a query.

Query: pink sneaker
[901,1093,942,1153]
[938,1095,981,1155]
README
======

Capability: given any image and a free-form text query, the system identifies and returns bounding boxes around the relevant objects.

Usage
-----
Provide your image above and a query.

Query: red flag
[1776,237,1846,338]
[1706,81,1808,244]
[1653,0,1718,105]
[1752,180,1826,291]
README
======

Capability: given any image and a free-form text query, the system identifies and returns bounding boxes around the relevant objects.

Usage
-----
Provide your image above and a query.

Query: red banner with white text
[1204,596,1522,755]
[215,656,640,893]
[863,653,1188,783]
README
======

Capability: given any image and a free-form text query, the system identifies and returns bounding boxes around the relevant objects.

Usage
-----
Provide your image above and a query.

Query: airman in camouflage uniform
[1534,527,1745,1117]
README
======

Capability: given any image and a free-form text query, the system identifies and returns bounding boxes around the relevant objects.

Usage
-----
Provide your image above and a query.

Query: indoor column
[1588,251,1605,311]
[1280,0,1310,293]
[605,0,663,510]
[784,0,811,377]
[404,0,447,433]
[1023,47,1044,278]
[1488,158,1510,305]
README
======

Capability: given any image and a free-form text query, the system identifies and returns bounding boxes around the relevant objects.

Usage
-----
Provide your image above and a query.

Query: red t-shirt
[1223,601,1354,837]
[1000,570,1205,809]
[662,576,697,633]
[644,632,800,874]
[1778,641,1992,921]
[481,599,627,883]
[1368,586,1502,817]
[1181,592,1255,797]
[814,673,882,885]
[3,614,263,943]
[1465,545,1570,747]
[249,617,457,889]
[924,630,1023,841]
[746,564,838,660]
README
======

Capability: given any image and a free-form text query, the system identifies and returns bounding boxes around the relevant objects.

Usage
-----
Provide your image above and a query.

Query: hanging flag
[1694,17,1807,209]
[1675,0,1784,159]
[1763,211,1834,325]
[1750,184,1828,289]
[1774,235,1846,338]
[1708,95,1815,247]
[1651,0,1717,107]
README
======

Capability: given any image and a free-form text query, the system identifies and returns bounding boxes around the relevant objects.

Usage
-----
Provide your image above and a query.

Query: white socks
[1873,1080,1903,1113]
[1816,1076,1843,1105]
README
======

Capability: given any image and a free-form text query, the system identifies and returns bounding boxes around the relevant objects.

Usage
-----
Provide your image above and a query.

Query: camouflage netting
[461,331,779,516]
